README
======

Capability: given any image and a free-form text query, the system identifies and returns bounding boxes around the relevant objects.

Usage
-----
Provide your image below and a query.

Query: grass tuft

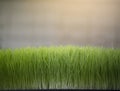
[0,46,120,89]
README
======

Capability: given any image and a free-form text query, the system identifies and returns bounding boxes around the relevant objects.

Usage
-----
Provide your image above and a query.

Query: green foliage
[0,46,120,89]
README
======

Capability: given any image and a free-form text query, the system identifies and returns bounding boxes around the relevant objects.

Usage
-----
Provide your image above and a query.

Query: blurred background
[0,0,120,48]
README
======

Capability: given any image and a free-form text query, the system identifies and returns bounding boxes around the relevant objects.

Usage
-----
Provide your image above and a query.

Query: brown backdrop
[0,0,120,48]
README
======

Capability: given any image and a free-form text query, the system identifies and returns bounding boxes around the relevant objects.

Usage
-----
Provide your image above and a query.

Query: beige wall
[0,0,120,48]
